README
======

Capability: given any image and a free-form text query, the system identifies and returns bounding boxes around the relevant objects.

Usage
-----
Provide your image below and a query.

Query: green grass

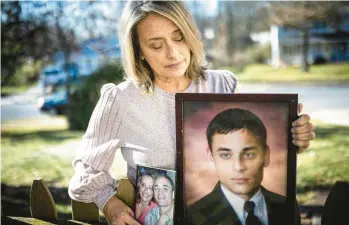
[1,116,127,218]
[2,116,348,209]
[1,117,84,187]
[1,83,36,97]
[225,63,349,83]
[296,121,349,204]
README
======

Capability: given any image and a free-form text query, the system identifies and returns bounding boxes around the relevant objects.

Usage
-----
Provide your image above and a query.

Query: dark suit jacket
[187,182,300,225]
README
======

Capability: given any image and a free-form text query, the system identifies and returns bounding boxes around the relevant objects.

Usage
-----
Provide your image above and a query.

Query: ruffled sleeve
[68,83,123,210]
[220,70,239,93]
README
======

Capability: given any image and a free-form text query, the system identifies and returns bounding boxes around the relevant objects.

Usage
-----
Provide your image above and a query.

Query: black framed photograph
[135,164,176,225]
[174,93,298,225]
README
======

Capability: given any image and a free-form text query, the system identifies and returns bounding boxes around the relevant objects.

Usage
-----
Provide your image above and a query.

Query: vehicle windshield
[44,70,60,76]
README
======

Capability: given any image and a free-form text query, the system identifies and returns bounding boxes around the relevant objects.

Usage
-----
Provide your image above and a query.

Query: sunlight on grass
[228,63,349,83]
[1,117,83,187]
[297,191,317,204]
[1,83,35,96]
[296,122,349,203]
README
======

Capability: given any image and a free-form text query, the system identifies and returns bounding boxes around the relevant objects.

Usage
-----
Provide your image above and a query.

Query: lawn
[226,63,349,84]
[1,116,127,218]
[296,121,349,204]
[1,83,36,97]
[1,116,348,217]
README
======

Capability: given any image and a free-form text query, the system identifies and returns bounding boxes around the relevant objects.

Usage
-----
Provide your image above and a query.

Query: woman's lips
[165,61,182,68]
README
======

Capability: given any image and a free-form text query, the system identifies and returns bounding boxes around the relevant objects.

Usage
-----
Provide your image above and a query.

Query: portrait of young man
[186,108,300,225]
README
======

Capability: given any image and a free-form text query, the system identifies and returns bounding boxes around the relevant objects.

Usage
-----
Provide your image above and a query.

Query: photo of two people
[177,96,298,225]
[135,165,176,225]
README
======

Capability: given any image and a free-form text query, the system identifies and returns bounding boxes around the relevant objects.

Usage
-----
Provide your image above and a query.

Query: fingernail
[292,134,295,138]
[291,128,294,133]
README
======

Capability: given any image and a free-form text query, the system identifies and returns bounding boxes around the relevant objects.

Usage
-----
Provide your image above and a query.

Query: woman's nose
[166,42,179,59]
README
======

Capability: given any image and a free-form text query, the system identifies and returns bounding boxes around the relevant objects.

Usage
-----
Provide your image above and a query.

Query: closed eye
[151,44,163,50]
[174,35,184,42]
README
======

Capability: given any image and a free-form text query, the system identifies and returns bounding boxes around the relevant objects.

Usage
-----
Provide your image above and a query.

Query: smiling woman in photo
[136,173,158,225]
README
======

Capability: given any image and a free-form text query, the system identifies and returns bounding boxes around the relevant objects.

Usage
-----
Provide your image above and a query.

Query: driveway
[239,83,349,126]
[2,83,349,125]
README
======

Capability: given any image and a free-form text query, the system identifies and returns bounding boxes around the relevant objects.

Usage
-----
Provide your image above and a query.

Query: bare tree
[269,1,342,72]
[1,1,119,87]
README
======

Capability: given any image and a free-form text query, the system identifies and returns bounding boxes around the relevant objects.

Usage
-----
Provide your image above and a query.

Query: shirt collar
[220,184,266,218]
[249,188,266,216]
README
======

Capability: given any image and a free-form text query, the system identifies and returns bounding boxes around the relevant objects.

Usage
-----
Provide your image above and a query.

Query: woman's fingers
[292,114,310,127]
[113,212,141,225]
[292,121,313,134]
[292,140,310,153]
[292,132,316,141]
[103,196,140,225]
[298,103,304,114]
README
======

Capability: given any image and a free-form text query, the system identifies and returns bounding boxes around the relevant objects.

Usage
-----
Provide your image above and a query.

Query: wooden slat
[116,178,135,208]
[71,200,99,223]
[30,178,58,221]
[3,216,109,225]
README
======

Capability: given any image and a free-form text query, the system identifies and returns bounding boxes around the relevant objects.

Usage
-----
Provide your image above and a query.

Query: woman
[68,1,315,225]
[136,173,157,224]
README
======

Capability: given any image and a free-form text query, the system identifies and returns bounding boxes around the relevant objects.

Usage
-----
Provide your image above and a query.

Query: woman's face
[139,175,154,203]
[137,13,191,80]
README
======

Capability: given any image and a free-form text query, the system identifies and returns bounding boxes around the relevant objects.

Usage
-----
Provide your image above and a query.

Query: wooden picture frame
[174,93,298,225]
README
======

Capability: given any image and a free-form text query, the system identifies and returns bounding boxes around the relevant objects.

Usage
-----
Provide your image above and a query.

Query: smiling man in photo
[187,108,300,225]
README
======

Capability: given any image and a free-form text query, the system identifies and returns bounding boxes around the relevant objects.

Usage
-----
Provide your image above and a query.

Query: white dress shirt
[221,185,269,225]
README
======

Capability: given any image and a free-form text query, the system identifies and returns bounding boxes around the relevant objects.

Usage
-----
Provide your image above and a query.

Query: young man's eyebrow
[216,147,231,152]
[242,146,257,152]
[154,184,169,188]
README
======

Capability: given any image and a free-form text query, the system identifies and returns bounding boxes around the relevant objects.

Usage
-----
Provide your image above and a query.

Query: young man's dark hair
[206,108,268,151]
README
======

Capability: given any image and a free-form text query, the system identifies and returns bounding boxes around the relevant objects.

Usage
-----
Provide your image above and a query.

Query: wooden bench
[29,178,135,224]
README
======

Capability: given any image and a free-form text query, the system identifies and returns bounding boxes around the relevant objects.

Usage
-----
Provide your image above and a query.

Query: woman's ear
[140,51,145,60]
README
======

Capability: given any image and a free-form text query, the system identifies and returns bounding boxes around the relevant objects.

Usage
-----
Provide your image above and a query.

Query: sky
[16,0,219,40]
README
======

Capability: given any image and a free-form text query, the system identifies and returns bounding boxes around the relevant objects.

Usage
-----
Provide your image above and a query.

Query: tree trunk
[225,2,235,62]
[301,29,309,72]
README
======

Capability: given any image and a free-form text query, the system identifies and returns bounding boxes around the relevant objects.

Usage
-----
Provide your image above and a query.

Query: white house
[270,23,349,67]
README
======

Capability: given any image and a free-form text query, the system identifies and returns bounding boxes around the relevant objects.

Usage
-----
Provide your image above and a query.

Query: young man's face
[209,129,270,201]
[153,177,174,207]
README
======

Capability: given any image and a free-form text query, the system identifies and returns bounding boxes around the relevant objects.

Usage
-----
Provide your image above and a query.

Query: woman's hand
[291,103,316,153]
[103,195,141,225]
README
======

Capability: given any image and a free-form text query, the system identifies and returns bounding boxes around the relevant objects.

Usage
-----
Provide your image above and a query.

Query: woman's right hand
[103,195,141,225]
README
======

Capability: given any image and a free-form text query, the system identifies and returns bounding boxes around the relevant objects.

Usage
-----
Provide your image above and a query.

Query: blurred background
[1,1,349,224]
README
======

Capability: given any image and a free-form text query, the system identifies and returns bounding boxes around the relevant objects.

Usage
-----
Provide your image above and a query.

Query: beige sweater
[68,69,238,210]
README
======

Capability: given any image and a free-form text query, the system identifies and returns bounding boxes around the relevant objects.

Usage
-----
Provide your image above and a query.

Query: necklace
[160,203,173,218]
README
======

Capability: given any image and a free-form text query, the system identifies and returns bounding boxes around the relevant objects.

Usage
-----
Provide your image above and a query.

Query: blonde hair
[119,1,207,93]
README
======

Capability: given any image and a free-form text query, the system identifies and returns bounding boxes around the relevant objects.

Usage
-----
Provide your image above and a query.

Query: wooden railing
[26,178,135,224]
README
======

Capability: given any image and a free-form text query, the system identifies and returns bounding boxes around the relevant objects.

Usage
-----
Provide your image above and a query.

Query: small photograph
[135,165,176,225]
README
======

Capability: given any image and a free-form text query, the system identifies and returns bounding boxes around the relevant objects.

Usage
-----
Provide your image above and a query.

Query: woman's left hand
[291,103,316,153]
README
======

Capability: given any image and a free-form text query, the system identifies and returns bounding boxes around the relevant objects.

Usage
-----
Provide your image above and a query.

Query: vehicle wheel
[48,108,57,115]
[56,108,64,115]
